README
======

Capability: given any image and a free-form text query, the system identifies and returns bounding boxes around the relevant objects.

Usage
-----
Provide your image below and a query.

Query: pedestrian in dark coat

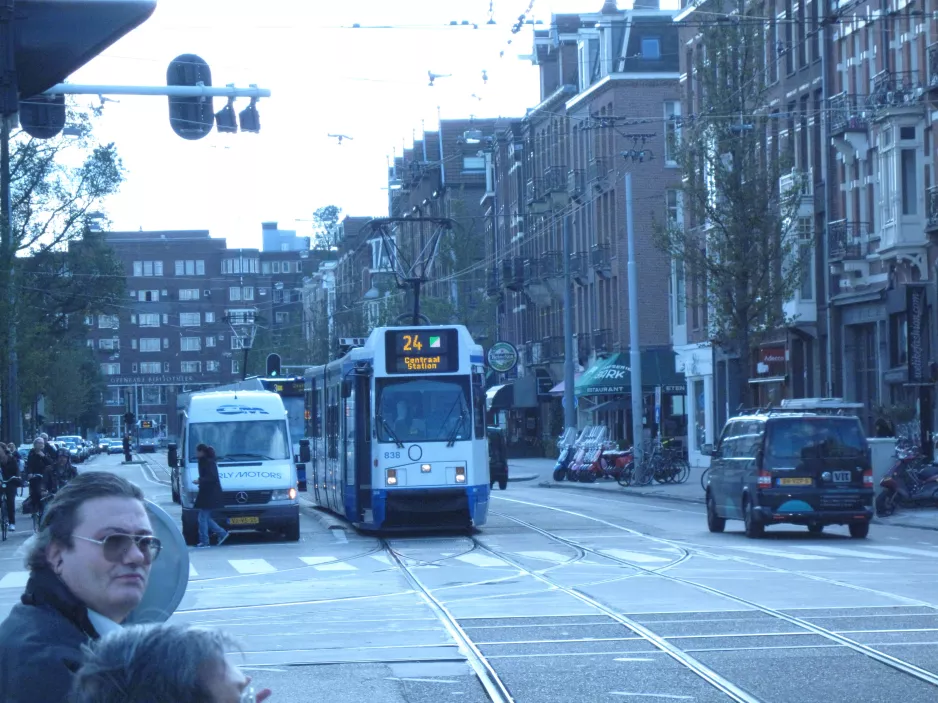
[194,444,228,548]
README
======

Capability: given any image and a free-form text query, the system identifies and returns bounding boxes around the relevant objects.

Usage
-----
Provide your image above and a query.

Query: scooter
[553,427,586,482]
[876,446,938,516]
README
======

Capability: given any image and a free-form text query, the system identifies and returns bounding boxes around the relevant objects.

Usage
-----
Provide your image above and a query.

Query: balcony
[570,252,588,285]
[779,168,813,218]
[828,220,872,262]
[587,156,611,191]
[501,257,525,292]
[591,243,612,278]
[543,335,565,362]
[592,328,613,355]
[567,169,585,201]
[927,186,938,233]
[544,165,570,208]
[574,332,590,362]
[868,70,925,118]
[828,92,871,159]
[525,177,550,214]
[524,258,552,306]
[929,43,938,91]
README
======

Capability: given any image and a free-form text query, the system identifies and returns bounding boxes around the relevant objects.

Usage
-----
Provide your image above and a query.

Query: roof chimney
[632,0,661,8]
[600,0,618,13]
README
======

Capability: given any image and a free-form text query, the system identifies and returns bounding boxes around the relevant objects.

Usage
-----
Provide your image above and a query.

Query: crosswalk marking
[0,572,28,589]
[602,549,672,564]
[228,559,277,574]
[517,550,570,564]
[370,554,392,565]
[188,563,198,578]
[796,545,905,560]
[299,556,357,571]
[724,546,829,560]
[454,553,510,568]
[865,545,937,558]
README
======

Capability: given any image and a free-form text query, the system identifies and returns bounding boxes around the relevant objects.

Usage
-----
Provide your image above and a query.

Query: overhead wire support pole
[626,173,643,469]
[562,214,576,433]
[41,84,272,99]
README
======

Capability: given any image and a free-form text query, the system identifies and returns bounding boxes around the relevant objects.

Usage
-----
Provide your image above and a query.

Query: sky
[67,0,662,249]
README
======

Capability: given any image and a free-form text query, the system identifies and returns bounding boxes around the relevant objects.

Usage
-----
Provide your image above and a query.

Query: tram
[303,325,490,530]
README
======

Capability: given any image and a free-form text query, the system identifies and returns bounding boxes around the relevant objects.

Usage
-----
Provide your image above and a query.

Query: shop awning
[548,373,583,396]
[486,384,513,411]
[575,349,686,397]
[590,399,628,413]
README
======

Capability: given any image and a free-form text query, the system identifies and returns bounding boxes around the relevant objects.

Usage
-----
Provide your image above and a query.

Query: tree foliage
[311,205,342,250]
[652,0,811,405]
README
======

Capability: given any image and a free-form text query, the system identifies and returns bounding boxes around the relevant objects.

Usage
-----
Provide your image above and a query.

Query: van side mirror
[299,438,311,463]
[341,379,353,398]
[701,443,713,457]
[167,443,178,468]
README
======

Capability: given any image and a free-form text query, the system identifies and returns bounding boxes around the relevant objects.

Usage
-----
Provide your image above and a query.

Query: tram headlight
[455,467,466,483]
[386,469,398,486]
[421,463,432,473]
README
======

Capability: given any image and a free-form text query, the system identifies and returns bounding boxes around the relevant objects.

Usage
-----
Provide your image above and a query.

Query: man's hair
[26,471,145,571]
[71,623,239,703]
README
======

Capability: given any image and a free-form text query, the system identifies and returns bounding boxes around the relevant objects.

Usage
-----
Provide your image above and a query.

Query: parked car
[107,440,124,455]
[702,410,874,539]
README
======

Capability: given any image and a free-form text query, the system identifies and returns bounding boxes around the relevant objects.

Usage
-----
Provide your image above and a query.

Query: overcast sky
[68,0,666,249]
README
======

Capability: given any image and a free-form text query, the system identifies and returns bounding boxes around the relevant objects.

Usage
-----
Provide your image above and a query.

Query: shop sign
[755,347,786,377]
[907,285,927,384]
[487,342,518,373]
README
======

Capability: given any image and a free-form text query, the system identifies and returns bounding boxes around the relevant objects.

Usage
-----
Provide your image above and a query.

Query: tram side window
[326,387,338,459]
[308,385,320,437]
[472,371,485,439]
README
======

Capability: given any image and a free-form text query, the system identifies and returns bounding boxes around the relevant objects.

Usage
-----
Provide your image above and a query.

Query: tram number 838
[384,452,402,459]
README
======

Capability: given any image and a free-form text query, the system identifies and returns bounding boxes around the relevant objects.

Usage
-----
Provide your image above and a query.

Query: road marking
[723,546,829,560]
[601,549,671,564]
[797,546,906,559]
[370,554,392,565]
[228,559,277,574]
[517,550,570,563]
[386,677,459,684]
[299,556,357,571]
[332,530,348,543]
[610,694,694,700]
[613,658,656,662]
[0,572,28,589]
[188,563,198,578]
[454,553,510,568]
[865,545,937,558]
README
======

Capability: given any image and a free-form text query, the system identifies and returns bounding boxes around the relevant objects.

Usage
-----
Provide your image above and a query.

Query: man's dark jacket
[0,567,101,702]
[195,449,225,510]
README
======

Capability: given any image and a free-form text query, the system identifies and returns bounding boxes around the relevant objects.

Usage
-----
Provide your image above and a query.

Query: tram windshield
[375,376,472,444]
[187,420,291,462]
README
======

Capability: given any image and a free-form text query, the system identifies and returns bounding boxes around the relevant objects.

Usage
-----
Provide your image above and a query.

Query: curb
[508,474,539,483]
[299,498,349,531]
[872,517,938,532]
[536,480,706,506]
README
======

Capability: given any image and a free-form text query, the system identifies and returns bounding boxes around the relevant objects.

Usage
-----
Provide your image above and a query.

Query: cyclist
[0,444,20,532]
[25,438,53,525]
[53,449,77,490]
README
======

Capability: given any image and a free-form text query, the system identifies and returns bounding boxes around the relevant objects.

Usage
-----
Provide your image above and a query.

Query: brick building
[81,229,313,439]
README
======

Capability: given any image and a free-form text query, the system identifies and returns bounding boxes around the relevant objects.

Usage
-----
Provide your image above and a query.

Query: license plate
[229,516,260,525]
[778,477,813,486]
[832,471,852,483]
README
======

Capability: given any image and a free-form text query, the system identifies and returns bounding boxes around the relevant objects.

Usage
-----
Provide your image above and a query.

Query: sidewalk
[509,456,938,531]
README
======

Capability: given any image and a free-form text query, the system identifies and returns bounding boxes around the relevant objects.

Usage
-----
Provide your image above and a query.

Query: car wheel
[498,478,508,490]
[849,521,870,539]
[807,523,824,534]
[284,519,301,542]
[706,494,725,533]
[743,498,764,538]
[171,482,180,504]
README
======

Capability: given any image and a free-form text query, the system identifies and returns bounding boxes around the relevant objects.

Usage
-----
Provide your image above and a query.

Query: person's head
[71,623,269,703]
[26,472,155,623]
[196,443,215,459]
[32,437,44,452]
[40,432,49,441]
[6,442,15,452]
[56,450,69,463]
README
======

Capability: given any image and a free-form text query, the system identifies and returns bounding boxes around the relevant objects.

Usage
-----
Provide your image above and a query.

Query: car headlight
[271,488,297,501]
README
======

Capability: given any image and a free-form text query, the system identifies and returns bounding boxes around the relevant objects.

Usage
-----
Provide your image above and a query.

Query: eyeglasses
[73,533,162,564]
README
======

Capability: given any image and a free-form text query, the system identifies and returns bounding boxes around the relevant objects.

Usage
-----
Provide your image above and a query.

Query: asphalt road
[2,453,938,702]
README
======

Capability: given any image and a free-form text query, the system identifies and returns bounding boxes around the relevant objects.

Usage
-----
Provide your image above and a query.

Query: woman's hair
[71,623,240,703]
[196,444,216,458]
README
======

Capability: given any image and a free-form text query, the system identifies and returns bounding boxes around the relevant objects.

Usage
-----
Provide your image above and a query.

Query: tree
[311,205,342,250]
[652,1,810,409]
[2,103,125,437]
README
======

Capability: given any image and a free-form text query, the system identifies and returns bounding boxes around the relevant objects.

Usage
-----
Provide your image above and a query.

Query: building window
[262,261,271,274]
[133,261,163,277]
[797,218,814,300]
[138,290,159,302]
[231,336,248,350]
[139,386,167,405]
[131,339,138,350]
[222,257,258,274]
[463,156,485,172]
[242,287,254,300]
[275,312,289,324]
[181,361,202,373]
[205,311,215,323]
[180,312,200,327]
[229,287,242,301]
[205,336,216,347]
[84,315,93,326]
[140,362,161,374]
[231,359,241,374]
[641,37,660,60]
[138,313,159,327]
[139,338,160,352]
[891,313,909,367]
[174,260,205,276]
[98,338,120,351]
[272,261,281,274]
[181,337,201,352]
[901,149,917,216]
[664,101,681,165]
[101,363,120,375]
[163,338,170,349]
[98,315,119,329]
[207,360,220,371]
[178,289,200,301]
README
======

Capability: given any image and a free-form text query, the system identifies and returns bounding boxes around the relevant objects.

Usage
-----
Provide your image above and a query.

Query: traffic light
[167,53,215,140]
[6,0,156,117]
[123,411,136,427]
[266,353,281,377]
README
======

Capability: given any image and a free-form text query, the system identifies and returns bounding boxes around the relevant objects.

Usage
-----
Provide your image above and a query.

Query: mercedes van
[172,390,300,544]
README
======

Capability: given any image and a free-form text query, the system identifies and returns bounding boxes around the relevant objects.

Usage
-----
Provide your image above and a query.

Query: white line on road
[609,694,694,700]
[453,553,510,568]
[299,556,357,571]
[612,658,656,662]
[797,546,906,559]
[332,530,348,543]
[188,563,198,578]
[228,559,277,574]
[723,546,829,560]
[386,677,459,684]
[601,549,672,564]
[865,545,937,558]
[517,550,570,563]
[0,572,29,589]
[369,554,392,565]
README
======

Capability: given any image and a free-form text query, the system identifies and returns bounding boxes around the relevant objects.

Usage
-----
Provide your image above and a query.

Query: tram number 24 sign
[385,329,460,374]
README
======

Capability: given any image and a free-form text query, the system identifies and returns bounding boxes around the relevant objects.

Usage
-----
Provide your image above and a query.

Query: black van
[702,412,874,538]
[487,426,509,491]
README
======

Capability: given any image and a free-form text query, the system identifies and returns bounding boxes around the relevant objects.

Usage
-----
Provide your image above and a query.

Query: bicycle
[700,466,711,491]
[0,481,9,542]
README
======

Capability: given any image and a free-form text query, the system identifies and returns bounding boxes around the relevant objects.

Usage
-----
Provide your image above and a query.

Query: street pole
[626,173,644,467]
[562,214,576,433]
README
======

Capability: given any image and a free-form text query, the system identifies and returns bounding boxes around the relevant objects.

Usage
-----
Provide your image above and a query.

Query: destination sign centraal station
[384,329,459,374]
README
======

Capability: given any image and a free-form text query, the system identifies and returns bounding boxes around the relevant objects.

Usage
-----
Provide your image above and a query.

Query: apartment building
[485,2,685,448]
[81,229,312,438]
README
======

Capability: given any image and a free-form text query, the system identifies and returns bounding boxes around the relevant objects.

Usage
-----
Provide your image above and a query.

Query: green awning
[574,349,686,397]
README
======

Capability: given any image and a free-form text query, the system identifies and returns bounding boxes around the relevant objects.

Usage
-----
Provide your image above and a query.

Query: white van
[172,390,300,544]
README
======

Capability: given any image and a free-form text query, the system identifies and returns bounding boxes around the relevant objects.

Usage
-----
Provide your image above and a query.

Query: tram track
[489,509,938,691]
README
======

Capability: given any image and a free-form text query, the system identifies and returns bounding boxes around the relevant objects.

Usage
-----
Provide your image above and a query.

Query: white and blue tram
[303,325,490,530]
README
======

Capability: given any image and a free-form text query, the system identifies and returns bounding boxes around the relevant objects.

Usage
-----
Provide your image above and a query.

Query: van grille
[222,490,272,505]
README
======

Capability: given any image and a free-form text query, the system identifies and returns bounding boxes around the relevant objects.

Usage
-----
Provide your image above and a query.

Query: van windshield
[766,418,867,459]
[188,420,290,462]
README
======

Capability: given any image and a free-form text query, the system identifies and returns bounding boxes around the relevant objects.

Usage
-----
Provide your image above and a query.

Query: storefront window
[694,380,706,450]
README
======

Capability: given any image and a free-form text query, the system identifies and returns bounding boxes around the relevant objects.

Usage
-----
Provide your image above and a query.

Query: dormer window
[642,38,661,60]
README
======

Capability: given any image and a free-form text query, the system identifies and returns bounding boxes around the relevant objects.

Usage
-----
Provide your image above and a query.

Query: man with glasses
[0,472,161,702]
